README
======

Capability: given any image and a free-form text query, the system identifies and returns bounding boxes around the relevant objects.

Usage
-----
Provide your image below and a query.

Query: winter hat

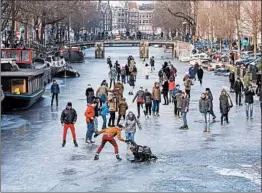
[140,86,143,90]
[67,102,72,106]
[87,84,91,88]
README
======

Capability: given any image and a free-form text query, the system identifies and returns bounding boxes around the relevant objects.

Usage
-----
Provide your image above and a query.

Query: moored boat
[54,65,80,78]
[59,46,84,63]
[1,58,46,111]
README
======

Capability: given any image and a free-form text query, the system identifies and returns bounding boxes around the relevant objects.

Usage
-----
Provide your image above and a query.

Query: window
[10,51,20,61]
[1,50,9,58]
[11,79,27,94]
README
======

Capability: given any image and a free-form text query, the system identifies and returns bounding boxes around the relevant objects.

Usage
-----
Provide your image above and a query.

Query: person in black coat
[115,60,121,81]
[162,79,169,105]
[255,73,261,95]
[234,77,244,106]
[197,66,204,85]
[229,70,235,92]
[244,84,255,119]
[125,64,130,82]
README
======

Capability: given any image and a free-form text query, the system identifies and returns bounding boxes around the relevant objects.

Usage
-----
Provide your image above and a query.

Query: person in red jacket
[84,101,97,143]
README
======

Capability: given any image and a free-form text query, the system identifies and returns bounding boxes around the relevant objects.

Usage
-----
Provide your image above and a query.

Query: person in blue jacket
[51,79,60,107]
[100,101,109,129]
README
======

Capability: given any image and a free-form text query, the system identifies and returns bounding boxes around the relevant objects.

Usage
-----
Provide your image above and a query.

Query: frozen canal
[1,47,261,192]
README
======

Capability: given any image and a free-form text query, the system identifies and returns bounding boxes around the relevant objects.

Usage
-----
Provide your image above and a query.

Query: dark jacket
[244,88,255,104]
[86,88,95,99]
[219,94,230,114]
[197,68,204,79]
[206,90,213,101]
[162,81,169,92]
[60,108,77,124]
[51,83,60,94]
[259,89,262,102]
[133,90,145,103]
[150,58,155,66]
[234,80,244,92]
[229,72,235,82]
[199,98,211,113]
[144,91,152,104]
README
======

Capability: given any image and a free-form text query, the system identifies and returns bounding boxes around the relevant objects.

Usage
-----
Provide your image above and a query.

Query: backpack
[137,145,152,159]
[133,66,137,73]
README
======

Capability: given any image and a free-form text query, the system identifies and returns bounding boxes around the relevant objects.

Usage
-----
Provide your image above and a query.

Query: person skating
[115,60,121,81]
[100,101,109,129]
[60,102,78,147]
[117,98,128,125]
[125,111,142,142]
[93,125,130,161]
[96,83,109,106]
[150,56,155,72]
[197,66,204,85]
[199,93,211,132]
[133,86,145,119]
[168,77,176,103]
[172,84,182,117]
[234,77,244,106]
[85,84,95,104]
[152,82,161,116]
[229,70,235,92]
[114,81,124,103]
[51,79,60,107]
[107,94,117,127]
[121,66,126,84]
[162,79,169,105]
[125,63,130,82]
[259,88,262,115]
[128,73,135,95]
[93,98,100,132]
[108,67,117,89]
[244,84,255,119]
[184,75,192,98]
[180,92,190,129]
[158,69,164,83]
[255,72,261,95]
[219,89,233,125]
[107,56,112,69]
[188,64,196,80]
[205,88,216,120]
[143,89,153,119]
[84,102,96,143]
[145,63,150,80]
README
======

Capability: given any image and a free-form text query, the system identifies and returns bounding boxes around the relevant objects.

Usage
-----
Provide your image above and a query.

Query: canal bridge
[68,40,191,59]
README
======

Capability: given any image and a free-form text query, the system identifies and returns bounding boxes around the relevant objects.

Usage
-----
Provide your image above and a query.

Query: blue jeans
[125,132,135,142]
[86,122,94,141]
[182,112,187,126]
[101,115,107,129]
[152,100,160,113]
[202,113,210,130]
[245,103,253,117]
[94,117,98,131]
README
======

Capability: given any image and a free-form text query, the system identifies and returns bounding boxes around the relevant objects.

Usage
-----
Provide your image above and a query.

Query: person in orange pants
[60,102,78,147]
[93,124,129,160]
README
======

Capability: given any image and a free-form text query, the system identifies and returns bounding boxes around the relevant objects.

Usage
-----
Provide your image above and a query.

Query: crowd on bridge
[49,53,262,162]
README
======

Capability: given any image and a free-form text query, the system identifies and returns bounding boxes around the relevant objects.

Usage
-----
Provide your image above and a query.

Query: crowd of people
[56,54,262,162]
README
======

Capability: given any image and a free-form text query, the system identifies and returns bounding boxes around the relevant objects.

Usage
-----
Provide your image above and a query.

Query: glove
[125,139,130,143]
[94,133,99,138]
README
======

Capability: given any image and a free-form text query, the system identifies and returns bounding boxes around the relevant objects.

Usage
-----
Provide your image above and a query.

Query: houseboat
[54,65,80,78]
[1,58,46,111]
[59,46,85,63]
[1,48,51,85]
[45,54,66,76]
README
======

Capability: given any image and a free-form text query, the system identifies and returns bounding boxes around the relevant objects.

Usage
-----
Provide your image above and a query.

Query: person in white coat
[145,63,150,80]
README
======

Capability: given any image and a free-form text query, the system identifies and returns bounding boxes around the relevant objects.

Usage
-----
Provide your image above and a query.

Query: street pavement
[1,47,261,192]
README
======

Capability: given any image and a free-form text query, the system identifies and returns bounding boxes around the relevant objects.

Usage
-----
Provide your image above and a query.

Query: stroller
[128,140,157,162]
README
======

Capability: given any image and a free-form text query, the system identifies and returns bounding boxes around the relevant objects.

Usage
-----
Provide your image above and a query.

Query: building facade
[127,2,139,35]
[111,6,128,34]
[97,2,112,34]
[138,4,154,34]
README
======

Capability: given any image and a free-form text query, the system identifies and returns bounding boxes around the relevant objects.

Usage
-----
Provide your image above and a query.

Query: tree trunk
[41,23,45,45]
[253,32,257,55]
[24,23,28,44]
[10,0,16,48]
